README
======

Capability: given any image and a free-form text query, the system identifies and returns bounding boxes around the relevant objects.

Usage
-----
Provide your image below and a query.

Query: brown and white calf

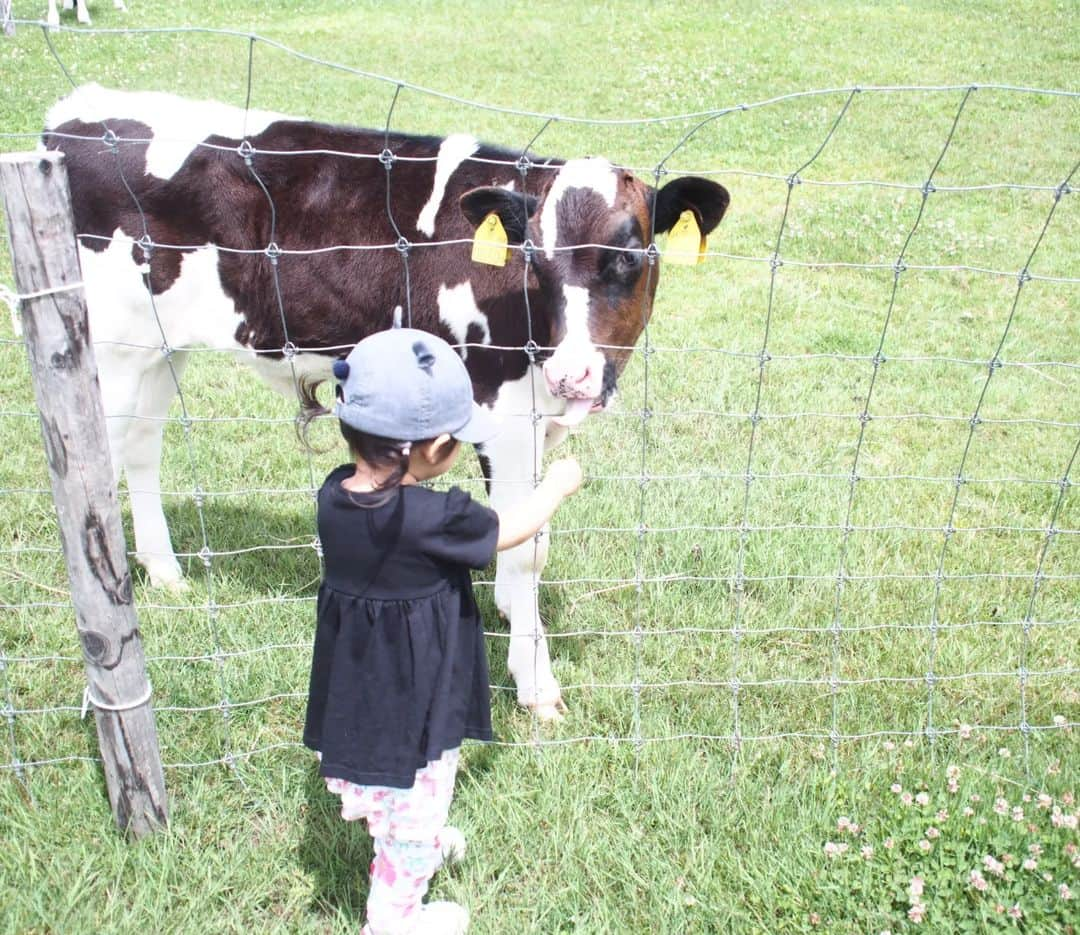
[43,84,729,718]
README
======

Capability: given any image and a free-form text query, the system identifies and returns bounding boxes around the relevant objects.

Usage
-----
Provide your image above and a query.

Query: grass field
[1,1,1078,932]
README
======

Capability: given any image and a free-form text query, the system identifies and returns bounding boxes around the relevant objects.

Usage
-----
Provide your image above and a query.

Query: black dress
[303,465,498,789]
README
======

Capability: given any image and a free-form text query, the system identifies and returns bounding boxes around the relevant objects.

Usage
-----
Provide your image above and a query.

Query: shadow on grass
[123,500,323,597]
[298,765,371,922]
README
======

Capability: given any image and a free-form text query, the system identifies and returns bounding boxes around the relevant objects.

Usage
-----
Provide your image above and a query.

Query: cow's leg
[126,352,190,588]
[46,0,59,27]
[97,341,188,589]
[114,0,126,10]
[485,416,564,720]
[73,0,90,24]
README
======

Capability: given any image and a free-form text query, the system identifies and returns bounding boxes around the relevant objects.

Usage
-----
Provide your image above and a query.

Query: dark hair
[297,376,413,494]
[338,421,411,491]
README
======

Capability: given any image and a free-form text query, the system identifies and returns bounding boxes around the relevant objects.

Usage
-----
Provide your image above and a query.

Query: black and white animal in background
[47,0,126,28]
[43,84,730,719]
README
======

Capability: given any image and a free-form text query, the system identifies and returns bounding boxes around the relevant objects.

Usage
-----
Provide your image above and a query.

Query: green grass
[1,1,1078,932]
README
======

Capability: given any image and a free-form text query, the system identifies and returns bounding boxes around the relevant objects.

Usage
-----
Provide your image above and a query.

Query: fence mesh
[0,22,1077,793]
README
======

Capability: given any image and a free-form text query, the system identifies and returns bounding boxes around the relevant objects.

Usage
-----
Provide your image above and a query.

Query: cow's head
[461,159,729,425]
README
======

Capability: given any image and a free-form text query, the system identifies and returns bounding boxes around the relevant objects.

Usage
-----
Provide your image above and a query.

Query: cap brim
[451,402,501,444]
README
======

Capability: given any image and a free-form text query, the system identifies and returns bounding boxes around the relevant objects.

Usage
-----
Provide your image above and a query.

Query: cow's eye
[616,248,643,272]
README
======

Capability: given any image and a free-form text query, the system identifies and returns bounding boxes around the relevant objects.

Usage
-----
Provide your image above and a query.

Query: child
[303,325,582,935]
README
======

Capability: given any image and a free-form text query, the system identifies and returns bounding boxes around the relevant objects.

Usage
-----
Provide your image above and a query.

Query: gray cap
[332,327,499,444]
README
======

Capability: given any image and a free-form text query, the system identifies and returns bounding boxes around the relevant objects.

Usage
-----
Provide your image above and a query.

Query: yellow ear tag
[471,213,509,267]
[665,209,706,266]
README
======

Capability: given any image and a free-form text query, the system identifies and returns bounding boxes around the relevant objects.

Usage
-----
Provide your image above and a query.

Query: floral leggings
[324,748,461,935]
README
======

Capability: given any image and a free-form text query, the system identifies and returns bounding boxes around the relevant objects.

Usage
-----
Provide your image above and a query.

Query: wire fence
[0,21,1077,792]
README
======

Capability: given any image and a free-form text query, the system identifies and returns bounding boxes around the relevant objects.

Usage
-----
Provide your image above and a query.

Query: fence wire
[0,22,1077,789]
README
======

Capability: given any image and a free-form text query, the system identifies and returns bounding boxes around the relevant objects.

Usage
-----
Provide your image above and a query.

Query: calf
[43,84,730,718]
[46,0,126,27]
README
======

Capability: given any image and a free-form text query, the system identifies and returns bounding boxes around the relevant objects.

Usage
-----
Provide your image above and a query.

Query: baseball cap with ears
[332,326,499,445]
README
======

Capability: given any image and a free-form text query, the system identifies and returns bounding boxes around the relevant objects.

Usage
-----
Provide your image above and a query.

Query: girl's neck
[342,461,416,493]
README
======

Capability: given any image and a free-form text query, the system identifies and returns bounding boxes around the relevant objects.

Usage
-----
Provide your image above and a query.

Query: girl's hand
[496,457,583,551]
[545,458,583,498]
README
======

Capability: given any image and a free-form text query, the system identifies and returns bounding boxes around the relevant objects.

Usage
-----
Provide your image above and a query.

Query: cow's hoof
[525,696,568,722]
[143,562,189,592]
[152,576,190,593]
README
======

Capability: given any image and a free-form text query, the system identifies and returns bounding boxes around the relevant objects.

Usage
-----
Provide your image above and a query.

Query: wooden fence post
[0,151,168,836]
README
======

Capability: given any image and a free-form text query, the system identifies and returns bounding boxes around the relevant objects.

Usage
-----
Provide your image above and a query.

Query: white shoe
[362,900,469,935]
[437,826,467,864]
[416,901,469,934]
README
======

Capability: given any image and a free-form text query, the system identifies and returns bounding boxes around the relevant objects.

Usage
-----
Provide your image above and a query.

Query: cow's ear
[460,187,539,244]
[652,177,730,236]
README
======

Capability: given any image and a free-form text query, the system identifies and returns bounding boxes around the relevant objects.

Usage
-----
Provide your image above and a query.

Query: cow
[42,84,730,719]
[46,0,127,28]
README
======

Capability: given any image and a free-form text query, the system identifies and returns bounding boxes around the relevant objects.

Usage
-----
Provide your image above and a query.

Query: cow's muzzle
[543,347,606,427]
[542,347,604,395]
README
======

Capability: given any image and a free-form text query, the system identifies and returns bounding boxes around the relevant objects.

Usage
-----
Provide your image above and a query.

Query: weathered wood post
[0,151,168,836]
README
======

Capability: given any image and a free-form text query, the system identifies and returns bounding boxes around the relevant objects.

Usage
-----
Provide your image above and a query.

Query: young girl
[303,325,582,935]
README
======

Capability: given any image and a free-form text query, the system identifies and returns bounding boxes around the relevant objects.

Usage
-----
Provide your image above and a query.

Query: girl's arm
[496,458,583,551]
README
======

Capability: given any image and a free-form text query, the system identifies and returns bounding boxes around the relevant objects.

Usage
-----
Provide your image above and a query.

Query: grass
[1,1,1078,932]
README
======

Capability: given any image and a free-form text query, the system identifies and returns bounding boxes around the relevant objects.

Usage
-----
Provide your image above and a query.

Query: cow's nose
[543,357,595,397]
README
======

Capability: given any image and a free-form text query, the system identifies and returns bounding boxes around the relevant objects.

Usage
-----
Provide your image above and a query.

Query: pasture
[1,1,1077,932]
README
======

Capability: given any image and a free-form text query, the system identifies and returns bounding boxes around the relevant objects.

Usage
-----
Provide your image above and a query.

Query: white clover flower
[823,841,848,859]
